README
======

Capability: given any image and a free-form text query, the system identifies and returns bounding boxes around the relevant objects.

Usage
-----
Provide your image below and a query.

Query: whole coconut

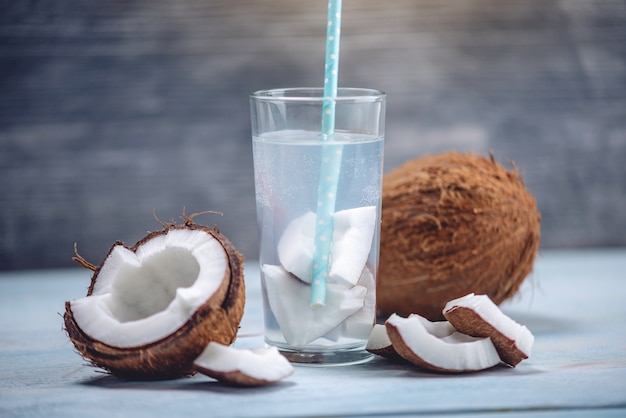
[377,152,540,321]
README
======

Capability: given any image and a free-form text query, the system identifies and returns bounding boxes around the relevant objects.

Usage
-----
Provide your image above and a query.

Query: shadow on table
[359,355,547,379]
[79,373,296,393]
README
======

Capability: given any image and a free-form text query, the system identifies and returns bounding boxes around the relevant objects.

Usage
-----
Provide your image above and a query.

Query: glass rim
[250,87,386,102]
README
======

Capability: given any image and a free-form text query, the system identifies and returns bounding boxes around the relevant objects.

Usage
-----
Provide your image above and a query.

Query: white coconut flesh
[194,342,294,386]
[443,293,534,366]
[366,324,393,352]
[341,266,377,339]
[385,313,501,372]
[69,229,229,348]
[277,206,376,287]
[262,264,368,346]
[409,313,457,337]
[367,316,457,357]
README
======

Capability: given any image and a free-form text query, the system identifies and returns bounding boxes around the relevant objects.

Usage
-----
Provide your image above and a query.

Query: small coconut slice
[262,264,366,346]
[443,293,534,367]
[368,316,461,360]
[277,206,376,287]
[385,313,501,373]
[366,324,399,359]
[64,215,246,379]
[194,343,294,386]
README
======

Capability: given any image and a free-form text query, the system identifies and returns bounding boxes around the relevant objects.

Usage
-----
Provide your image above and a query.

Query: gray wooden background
[1,0,625,270]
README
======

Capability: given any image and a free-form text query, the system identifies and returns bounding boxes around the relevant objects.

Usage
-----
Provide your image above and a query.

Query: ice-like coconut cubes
[263,206,377,346]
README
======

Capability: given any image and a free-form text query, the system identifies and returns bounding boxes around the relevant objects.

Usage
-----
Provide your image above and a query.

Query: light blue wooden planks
[0,249,625,417]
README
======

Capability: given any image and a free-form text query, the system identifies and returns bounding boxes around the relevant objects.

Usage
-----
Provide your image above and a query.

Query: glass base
[271,343,374,366]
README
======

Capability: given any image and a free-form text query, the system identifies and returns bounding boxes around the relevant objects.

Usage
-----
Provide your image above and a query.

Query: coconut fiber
[377,152,541,321]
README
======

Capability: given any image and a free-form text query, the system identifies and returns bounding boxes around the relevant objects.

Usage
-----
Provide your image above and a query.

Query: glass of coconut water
[250,87,386,365]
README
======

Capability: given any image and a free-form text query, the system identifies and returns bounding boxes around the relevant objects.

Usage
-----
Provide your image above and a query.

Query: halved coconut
[64,217,245,380]
[385,313,501,373]
[194,342,294,386]
[443,293,534,366]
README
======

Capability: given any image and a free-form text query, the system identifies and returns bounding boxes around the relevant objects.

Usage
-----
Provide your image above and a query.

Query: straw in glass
[310,0,342,307]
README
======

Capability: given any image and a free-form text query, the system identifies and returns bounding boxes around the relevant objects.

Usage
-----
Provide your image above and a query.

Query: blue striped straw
[310,0,342,307]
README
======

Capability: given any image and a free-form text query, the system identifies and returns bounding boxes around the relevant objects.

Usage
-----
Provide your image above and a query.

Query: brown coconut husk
[64,217,246,380]
[377,152,540,321]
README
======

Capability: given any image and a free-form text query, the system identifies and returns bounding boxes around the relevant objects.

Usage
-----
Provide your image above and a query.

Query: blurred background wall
[1,0,625,270]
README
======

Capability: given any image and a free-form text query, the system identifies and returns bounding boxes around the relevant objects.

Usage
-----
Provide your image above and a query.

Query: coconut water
[253,129,383,362]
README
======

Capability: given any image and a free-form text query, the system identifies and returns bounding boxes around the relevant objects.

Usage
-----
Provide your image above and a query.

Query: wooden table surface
[1,249,625,417]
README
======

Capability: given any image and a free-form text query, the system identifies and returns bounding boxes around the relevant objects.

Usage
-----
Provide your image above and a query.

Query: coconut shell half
[378,152,540,321]
[64,219,245,380]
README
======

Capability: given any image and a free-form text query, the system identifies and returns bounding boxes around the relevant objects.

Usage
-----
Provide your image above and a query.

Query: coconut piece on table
[64,218,246,380]
[194,343,294,387]
[262,264,366,346]
[368,315,463,360]
[277,206,376,287]
[443,293,534,367]
[385,313,501,373]
[366,324,399,359]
